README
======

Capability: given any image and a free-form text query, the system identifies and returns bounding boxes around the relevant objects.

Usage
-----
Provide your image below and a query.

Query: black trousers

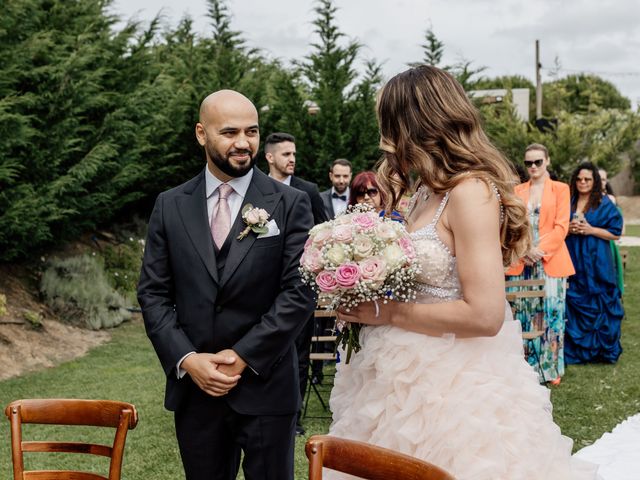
[175,382,296,480]
[294,313,315,409]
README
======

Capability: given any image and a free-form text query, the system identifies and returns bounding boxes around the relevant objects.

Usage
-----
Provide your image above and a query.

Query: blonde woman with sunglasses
[506,143,575,386]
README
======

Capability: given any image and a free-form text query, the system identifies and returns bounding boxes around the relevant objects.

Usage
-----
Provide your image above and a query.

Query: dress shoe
[310,374,323,385]
[295,423,306,436]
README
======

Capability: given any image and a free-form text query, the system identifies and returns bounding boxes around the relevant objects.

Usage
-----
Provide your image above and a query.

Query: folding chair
[306,435,455,479]
[505,278,546,372]
[5,398,138,480]
[304,308,337,418]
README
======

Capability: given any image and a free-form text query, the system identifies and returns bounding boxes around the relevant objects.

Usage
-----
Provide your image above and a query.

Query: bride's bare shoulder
[448,177,497,208]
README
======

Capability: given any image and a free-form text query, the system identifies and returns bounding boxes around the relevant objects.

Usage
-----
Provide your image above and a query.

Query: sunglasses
[355,188,379,198]
[524,159,544,168]
[576,177,593,183]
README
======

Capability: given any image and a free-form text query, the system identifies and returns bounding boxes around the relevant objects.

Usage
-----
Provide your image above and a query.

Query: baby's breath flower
[299,203,422,363]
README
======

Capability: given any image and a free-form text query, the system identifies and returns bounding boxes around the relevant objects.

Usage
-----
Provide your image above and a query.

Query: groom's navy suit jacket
[138,167,315,415]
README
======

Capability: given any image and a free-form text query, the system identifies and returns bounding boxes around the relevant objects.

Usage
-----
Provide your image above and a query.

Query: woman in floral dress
[506,144,575,384]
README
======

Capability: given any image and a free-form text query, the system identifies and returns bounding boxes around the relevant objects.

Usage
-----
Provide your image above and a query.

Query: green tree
[449,58,487,91]
[412,28,485,91]
[543,74,631,115]
[294,0,381,186]
[412,27,445,67]
[473,75,535,91]
[0,0,155,260]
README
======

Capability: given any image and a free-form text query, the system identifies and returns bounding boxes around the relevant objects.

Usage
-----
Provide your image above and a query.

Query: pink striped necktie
[211,183,234,248]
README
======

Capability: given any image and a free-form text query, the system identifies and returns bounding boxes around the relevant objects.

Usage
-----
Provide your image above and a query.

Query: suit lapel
[176,172,219,284]
[220,170,282,287]
[327,194,335,218]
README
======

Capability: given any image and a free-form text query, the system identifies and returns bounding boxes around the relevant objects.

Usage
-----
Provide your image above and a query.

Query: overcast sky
[110,0,640,109]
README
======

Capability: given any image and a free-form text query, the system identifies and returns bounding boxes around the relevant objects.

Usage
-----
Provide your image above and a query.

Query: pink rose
[359,257,387,282]
[301,247,324,273]
[351,212,378,231]
[332,224,353,242]
[304,236,313,248]
[312,227,333,246]
[398,236,416,261]
[316,270,339,292]
[335,262,361,289]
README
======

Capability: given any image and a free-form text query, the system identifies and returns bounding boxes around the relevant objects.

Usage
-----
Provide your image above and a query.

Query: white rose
[375,222,398,241]
[382,243,405,268]
[257,208,269,223]
[352,235,376,261]
[326,244,347,265]
[333,214,351,225]
[310,223,331,236]
[245,209,260,224]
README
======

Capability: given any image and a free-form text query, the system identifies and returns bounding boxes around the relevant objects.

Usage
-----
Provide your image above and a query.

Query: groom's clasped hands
[182,349,247,397]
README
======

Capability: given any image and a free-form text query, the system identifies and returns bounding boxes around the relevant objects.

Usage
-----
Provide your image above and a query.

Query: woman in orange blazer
[506,143,574,385]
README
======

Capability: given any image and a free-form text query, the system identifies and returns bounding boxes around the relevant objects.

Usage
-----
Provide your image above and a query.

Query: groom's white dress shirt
[176,165,254,378]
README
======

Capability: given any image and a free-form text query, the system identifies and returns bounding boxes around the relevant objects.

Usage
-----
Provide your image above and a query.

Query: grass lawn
[624,224,640,237]
[1,247,638,478]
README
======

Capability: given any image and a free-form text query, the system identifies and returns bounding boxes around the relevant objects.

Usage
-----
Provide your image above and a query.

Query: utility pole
[535,39,542,119]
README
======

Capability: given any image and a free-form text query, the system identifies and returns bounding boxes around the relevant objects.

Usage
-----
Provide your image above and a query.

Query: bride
[328,65,598,479]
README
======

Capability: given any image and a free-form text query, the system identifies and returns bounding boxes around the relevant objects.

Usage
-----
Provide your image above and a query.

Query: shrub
[23,310,43,330]
[102,240,144,304]
[40,255,131,329]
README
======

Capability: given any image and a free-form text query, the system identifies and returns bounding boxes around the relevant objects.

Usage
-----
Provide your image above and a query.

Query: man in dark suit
[137,90,315,480]
[320,158,353,219]
[263,132,328,434]
[264,132,328,225]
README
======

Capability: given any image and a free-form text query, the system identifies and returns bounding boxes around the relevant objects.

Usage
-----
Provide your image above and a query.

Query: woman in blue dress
[565,162,624,364]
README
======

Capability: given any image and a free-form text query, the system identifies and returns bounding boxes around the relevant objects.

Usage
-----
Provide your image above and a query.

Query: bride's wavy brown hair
[376,65,529,266]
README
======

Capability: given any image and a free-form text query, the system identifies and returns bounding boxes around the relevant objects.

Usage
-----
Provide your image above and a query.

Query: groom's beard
[207,146,256,178]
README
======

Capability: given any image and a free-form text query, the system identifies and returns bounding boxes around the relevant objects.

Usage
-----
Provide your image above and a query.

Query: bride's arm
[341,179,506,338]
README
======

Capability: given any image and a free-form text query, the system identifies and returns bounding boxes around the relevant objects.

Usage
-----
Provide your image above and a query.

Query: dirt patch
[0,264,110,380]
[618,196,640,224]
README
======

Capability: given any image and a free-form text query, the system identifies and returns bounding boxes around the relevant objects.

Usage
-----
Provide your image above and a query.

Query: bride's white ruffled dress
[326,193,599,480]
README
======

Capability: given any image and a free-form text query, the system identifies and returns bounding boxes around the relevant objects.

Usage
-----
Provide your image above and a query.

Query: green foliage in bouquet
[335,320,362,364]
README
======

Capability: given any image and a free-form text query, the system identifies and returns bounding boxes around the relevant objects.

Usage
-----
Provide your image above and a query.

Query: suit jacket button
[215,305,223,313]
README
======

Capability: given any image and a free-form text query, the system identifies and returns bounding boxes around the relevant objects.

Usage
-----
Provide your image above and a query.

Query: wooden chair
[304,307,338,418]
[306,435,456,480]
[505,278,546,305]
[505,278,547,371]
[5,398,138,480]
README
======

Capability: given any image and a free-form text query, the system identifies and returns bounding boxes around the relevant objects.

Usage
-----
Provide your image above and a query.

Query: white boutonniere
[237,204,270,240]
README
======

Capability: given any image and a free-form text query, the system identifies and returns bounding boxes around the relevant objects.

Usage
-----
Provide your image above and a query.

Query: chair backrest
[505,278,546,303]
[5,398,138,480]
[306,435,455,480]
[505,278,546,316]
[311,305,338,362]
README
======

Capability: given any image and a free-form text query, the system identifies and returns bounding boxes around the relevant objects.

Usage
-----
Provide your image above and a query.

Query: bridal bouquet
[299,204,421,362]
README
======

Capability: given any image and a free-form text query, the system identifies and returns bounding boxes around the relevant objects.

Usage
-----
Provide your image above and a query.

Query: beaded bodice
[408,190,462,303]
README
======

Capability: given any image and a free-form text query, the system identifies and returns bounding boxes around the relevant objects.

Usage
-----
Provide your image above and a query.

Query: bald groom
[138,90,315,480]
